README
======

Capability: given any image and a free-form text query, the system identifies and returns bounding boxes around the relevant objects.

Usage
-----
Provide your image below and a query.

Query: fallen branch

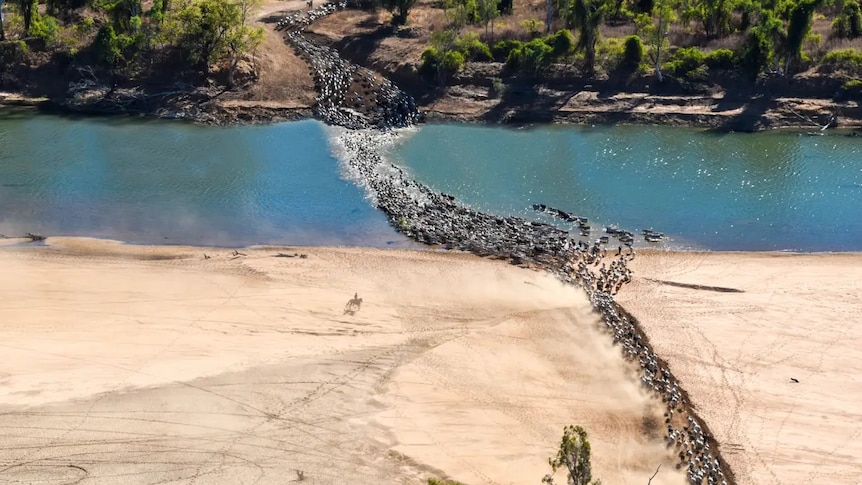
[647,464,661,485]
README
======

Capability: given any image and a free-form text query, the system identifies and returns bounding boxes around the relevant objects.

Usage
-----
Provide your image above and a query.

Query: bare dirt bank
[0,238,685,485]
[616,250,862,485]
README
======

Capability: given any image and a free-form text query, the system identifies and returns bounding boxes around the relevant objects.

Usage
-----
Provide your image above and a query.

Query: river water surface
[0,113,406,247]
[392,124,862,251]
[1,113,861,251]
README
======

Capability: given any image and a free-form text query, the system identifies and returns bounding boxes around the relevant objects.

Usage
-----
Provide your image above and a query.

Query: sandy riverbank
[0,238,684,485]
[616,250,862,485]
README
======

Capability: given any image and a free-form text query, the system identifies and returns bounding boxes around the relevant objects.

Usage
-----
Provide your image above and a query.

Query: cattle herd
[277,4,733,484]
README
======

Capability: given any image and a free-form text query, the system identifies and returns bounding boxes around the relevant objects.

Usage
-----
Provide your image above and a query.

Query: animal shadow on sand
[344,292,363,315]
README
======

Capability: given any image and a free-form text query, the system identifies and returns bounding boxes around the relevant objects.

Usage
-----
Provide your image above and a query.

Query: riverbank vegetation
[400,0,862,87]
[0,0,264,98]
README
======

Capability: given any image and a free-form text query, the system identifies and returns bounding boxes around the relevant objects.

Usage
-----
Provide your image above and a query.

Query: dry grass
[601,23,637,39]
[703,34,744,52]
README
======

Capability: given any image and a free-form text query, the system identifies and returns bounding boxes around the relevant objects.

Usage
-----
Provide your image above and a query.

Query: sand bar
[617,250,862,485]
[0,238,683,485]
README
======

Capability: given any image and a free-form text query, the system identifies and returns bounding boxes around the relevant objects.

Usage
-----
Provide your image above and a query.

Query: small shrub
[518,37,554,73]
[420,47,441,77]
[29,14,59,44]
[454,33,492,62]
[489,77,505,98]
[520,18,542,39]
[621,35,643,68]
[0,40,30,64]
[442,49,466,71]
[833,0,862,38]
[420,46,465,78]
[597,37,625,72]
[492,39,522,62]
[664,46,705,77]
[74,17,96,36]
[548,29,575,57]
[837,78,862,100]
[820,48,862,74]
[705,48,736,70]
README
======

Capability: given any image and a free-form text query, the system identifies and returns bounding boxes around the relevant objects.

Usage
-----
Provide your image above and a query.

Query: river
[391,123,862,252]
[0,112,407,247]
[1,112,860,251]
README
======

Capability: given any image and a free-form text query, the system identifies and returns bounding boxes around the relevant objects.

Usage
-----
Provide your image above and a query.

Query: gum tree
[542,425,602,485]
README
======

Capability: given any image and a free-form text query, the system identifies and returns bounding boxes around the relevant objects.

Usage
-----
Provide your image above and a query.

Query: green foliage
[454,32,492,61]
[821,48,862,74]
[572,0,607,74]
[74,17,97,36]
[476,0,498,34]
[521,18,543,38]
[515,37,555,73]
[843,78,862,95]
[0,40,30,63]
[94,24,123,65]
[542,425,601,485]
[597,36,625,69]
[739,28,770,80]
[833,0,862,38]
[637,0,676,81]
[705,48,735,69]
[443,48,466,70]
[171,0,238,68]
[489,76,505,97]
[549,29,575,57]
[664,46,705,77]
[419,46,465,79]
[621,34,644,68]
[492,39,523,62]
[29,13,59,44]
[785,0,823,72]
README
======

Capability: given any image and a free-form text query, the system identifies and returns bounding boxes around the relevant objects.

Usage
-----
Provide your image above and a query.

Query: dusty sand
[617,250,862,485]
[0,238,683,485]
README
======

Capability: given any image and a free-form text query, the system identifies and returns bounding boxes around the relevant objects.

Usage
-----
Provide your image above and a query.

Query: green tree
[94,23,123,65]
[621,34,644,69]
[637,0,675,81]
[572,0,606,75]
[171,0,240,74]
[477,0,498,37]
[226,0,264,86]
[695,0,732,38]
[550,28,575,57]
[542,425,601,485]
[379,0,417,25]
[784,0,822,73]
[740,28,769,79]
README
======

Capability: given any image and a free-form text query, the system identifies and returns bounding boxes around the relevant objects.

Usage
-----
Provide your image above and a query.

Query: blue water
[391,124,862,252]
[0,114,406,247]
[3,114,861,251]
